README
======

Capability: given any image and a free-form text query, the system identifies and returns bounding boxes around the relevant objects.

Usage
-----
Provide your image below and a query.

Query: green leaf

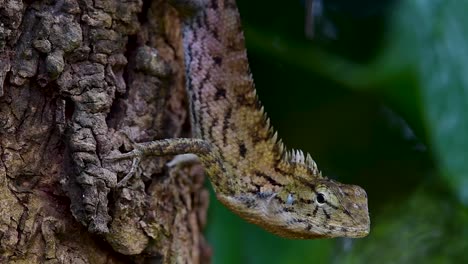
[357,0,468,205]
[398,0,468,204]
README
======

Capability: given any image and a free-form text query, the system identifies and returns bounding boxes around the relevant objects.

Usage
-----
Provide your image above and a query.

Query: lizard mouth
[311,223,370,239]
[345,212,371,238]
[346,226,370,238]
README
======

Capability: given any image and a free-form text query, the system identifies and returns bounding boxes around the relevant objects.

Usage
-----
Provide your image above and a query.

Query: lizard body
[112,0,370,238]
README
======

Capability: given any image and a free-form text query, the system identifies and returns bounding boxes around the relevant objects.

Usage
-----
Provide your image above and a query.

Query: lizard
[109,0,370,239]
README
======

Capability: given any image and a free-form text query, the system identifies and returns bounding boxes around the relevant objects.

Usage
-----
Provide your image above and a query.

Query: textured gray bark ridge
[0,0,210,263]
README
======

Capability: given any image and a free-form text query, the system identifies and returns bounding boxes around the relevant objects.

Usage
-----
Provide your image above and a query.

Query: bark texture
[0,0,210,263]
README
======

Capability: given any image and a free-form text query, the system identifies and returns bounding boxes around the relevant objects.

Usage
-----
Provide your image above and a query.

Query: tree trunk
[0,0,210,263]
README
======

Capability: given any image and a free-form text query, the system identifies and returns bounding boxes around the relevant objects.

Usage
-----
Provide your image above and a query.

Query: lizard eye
[316,193,326,204]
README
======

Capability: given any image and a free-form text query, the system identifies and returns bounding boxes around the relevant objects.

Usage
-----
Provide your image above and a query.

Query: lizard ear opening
[286,193,294,205]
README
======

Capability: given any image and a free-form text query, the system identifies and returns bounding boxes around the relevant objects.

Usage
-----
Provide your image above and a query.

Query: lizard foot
[106,138,211,187]
[105,146,144,188]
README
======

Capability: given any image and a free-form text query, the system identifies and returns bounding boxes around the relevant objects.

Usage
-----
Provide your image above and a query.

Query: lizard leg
[106,138,212,187]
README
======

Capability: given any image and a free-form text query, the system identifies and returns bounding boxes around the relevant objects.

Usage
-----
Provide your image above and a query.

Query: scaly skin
[111,0,370,239]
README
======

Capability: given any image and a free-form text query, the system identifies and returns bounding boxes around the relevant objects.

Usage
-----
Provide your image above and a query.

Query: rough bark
[0,0,210,263]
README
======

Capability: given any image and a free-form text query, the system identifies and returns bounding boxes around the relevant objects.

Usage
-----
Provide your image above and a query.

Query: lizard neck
[182,0,320,192]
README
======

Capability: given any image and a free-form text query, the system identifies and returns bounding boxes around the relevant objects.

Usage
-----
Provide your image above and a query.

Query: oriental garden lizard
[108,0,370,239]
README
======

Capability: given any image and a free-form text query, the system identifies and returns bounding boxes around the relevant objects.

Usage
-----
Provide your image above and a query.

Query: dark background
[206,0,468,263]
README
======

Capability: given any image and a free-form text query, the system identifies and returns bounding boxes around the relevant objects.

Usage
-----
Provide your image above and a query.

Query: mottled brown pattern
[114,0,370,239]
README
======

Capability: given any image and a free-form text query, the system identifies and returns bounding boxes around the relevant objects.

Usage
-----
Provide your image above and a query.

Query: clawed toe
[116,155,141,187]
[105,148,144,187]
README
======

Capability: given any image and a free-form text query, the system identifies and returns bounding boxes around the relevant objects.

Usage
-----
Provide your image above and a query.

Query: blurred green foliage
[206,0,468,263]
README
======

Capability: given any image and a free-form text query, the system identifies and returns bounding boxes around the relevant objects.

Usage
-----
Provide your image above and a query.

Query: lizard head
[261,177,370,239]
[294,178,370,238]
[216,176,370,239]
